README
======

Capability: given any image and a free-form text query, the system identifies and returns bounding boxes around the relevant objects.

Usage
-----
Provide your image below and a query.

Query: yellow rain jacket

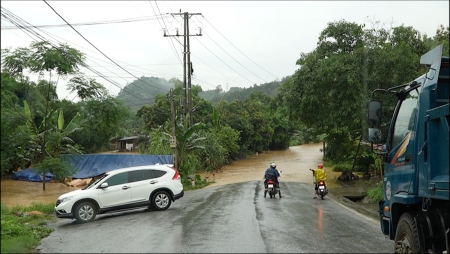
[314,168,327,183]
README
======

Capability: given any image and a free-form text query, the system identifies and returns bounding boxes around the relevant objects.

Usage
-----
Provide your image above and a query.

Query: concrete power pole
[165,11,202,126]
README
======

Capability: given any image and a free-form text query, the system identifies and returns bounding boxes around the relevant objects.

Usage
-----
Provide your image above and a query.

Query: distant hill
[116,76,174,113]
[116,76,290,112]
[199,78,289,104]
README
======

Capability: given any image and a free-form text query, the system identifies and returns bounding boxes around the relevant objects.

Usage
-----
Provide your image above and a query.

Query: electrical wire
[43,1,171,94]
[162,11,241,89]
[1,7,151,102]
[161,7,256,87]
[203,16,279,80]
[1,14,164,30]
[148,1,182,65]
[190,18,268,83]
[2,15,182,80]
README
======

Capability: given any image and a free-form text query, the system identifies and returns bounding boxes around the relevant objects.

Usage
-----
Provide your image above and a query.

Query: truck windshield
[391,89,419,148]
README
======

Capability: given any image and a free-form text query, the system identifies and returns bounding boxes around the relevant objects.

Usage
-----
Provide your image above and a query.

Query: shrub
[332,163,353,172]
[181,175,213,191]
[1,202,55,253]
[367,181,384,202]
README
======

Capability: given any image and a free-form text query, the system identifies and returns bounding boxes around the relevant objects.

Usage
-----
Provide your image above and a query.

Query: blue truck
[367,44,449,253]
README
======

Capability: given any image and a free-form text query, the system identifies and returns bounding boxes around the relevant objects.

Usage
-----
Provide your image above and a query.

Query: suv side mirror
[100,182,109,189]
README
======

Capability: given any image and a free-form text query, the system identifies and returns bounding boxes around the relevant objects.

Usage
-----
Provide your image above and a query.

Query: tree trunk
[322,141,326,156]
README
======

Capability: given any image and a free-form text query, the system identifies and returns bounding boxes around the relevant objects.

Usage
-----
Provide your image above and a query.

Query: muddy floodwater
[0,180,83,208]
[1,143,341,208]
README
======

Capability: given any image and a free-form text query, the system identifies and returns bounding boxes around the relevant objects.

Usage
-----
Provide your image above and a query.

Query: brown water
[0,143,340,208]
[0,180,83,208]
[200,143,341,189]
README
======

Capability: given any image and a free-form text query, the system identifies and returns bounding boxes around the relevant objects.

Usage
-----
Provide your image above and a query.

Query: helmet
[270,162,277,168]
[317,164,323,169]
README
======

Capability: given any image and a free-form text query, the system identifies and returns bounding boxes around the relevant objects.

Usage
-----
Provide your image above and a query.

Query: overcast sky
[1,1,449,102]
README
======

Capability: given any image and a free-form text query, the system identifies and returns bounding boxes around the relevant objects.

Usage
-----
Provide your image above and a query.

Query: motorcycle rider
[313,163,327,199]
[264,162,281,198]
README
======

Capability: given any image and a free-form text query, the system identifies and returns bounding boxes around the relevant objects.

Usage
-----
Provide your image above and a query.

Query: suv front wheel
[74,201,97,223]
[152,191,171,211]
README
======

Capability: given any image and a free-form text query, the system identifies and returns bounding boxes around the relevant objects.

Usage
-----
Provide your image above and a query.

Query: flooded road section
[1,143,339,208]
[202,143,341,188]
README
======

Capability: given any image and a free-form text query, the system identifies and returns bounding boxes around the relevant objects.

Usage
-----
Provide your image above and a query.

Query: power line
[1,7,151,103]
[148,1,182,65]
[161,10,243,89]
[1,14,164,30]
[192,36,256,85]
[3,14,182,82]
[43,0,170,94]
[190,18,268,84]
[2,10,190,103]
[203,16,279,80]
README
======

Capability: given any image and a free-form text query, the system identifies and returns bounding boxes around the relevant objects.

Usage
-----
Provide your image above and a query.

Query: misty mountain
[116,76,289,112]
[116,76,174,113]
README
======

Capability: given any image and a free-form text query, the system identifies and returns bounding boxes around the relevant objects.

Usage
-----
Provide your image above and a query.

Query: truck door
[385,87,419,200]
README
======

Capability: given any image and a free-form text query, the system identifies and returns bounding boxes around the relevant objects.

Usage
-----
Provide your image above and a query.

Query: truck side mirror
[368,99,382,128]
[369,128,382,143]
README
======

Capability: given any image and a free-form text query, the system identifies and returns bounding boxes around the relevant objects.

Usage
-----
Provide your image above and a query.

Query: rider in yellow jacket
[313,163,327,199]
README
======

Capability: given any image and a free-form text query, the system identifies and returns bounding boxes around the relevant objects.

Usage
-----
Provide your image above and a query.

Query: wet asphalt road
[38,181,392,253]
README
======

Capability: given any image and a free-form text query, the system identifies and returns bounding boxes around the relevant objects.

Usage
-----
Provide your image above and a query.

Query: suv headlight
[60,196,74,203]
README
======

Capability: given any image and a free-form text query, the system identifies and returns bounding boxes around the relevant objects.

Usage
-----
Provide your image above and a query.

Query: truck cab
[367,45,449,253]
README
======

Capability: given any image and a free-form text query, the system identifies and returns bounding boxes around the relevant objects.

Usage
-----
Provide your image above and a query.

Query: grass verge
[1,202,55,253]
[367,180,384,202]
[182,174,214,191]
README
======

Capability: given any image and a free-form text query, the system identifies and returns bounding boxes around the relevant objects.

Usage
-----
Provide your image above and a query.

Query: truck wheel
[152,191,171,211]
[394,213,420,253]
[74,201,97,223]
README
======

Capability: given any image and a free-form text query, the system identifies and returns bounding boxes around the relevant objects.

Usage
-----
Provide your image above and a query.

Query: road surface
[38,181,392,253]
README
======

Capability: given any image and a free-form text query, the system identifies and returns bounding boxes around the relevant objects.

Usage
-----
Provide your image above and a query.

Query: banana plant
[174,114,206,175]
[23,100,87,184]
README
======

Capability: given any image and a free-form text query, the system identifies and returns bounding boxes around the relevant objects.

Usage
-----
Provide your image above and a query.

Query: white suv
[54,164,184,223]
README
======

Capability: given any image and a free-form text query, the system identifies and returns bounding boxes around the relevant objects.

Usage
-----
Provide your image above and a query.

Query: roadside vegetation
[367,182,384,202]
[1,202,55,253]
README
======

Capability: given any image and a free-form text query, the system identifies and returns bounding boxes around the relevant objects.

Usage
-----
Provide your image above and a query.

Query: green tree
[2,41,85,189]
[70,96,131,153]
[22,100,85,181]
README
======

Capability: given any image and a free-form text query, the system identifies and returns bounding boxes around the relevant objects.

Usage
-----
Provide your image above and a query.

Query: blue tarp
[11,154,173,182]
[11,168,54,182]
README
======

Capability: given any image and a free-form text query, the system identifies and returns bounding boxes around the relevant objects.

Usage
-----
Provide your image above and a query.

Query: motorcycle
[265,170,282,198]
[266,179,279,198]
[310,169,328,200]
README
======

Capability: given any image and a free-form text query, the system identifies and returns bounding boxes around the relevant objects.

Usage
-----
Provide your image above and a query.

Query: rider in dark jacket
[264,162,281,198]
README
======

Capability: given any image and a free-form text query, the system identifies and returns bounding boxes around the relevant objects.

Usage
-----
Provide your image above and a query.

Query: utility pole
[164,11,202,126]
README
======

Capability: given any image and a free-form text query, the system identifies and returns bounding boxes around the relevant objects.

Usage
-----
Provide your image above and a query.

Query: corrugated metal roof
[119,136,139,141]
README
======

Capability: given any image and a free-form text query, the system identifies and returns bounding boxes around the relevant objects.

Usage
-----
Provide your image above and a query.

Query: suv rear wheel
[74,201,97,223]
[152,191,171,211]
